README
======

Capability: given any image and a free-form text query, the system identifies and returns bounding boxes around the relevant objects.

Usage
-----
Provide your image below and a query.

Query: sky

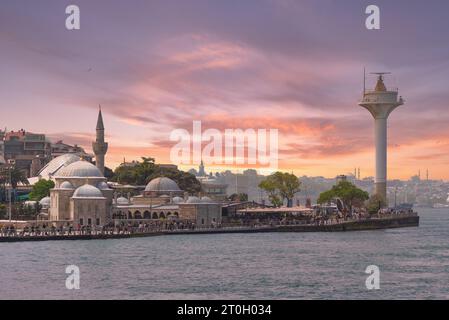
[1,0,449,179]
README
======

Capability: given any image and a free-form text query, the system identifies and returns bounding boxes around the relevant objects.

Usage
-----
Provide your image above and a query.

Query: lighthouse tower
[92,106,108,175]
[358,73,404,202]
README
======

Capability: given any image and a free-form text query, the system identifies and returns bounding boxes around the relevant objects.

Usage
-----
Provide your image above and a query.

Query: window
[201,218,205,225]
[79,218,84,226]
[87,218,92,225]
[96,218,100,226]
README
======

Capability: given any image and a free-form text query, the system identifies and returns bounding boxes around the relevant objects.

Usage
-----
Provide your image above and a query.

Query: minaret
[198,159,206,176]
[92,105,108,175]
[359,72,404,202]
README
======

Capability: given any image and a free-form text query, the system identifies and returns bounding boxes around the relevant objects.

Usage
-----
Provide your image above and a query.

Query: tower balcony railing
[363,87,399,94]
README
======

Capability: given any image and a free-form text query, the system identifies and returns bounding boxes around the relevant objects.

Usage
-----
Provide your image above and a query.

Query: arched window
[135,211,142,219]
[152,212,158,219]
[174,212,179,217]
[167,212,172,217]
[160,212,165,219]
[144,211,151,219]
[128,211,133,219]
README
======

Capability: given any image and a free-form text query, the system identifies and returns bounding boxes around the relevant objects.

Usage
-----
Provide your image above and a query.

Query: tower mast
[358,72,404,203]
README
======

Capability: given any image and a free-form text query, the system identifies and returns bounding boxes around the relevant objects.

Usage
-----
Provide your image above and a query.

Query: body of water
[0,208,448,299]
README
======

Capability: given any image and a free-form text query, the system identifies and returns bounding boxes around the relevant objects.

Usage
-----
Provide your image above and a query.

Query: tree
[317,181,369,213]
[112,157,155,185]
[366,193,387,214]
[111,157,202,194]
[29,179,55,201]
[228,193,248,202]
[0,166,29,189]
[259,172,301,207]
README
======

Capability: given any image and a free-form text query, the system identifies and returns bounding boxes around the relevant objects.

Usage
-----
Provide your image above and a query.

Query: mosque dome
[186,196,201,204]
[57,160,103,178]
[201,196,213,203]
[37,154,82,178]
[116,197,130,205]
[145,177,181,192]
[59,181,75,189]
[172,196,184,204]
[39,196,51,207]
[97,181,110,190]
[73,184,104,198]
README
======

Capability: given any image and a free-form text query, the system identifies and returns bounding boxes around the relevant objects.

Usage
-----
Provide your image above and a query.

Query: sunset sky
[1,0,449,179]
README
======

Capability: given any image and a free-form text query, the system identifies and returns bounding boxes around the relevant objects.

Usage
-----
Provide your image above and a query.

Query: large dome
[37,154,82,179]
[57,160,103,178]
[73,184,104,198]
[145,177,181,192]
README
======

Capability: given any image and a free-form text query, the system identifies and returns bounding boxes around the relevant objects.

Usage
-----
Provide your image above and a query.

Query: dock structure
[0,213,419,243]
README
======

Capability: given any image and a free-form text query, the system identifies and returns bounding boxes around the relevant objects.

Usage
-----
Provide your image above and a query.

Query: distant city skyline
[2,1,449,179]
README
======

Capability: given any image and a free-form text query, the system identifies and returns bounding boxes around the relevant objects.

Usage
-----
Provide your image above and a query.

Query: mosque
[35,108,222,228]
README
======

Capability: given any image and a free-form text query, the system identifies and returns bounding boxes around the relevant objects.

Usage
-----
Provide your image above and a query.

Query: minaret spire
[92,105,108,175]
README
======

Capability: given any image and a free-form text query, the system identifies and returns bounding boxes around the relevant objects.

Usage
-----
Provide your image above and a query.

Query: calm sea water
[0,208,448,300]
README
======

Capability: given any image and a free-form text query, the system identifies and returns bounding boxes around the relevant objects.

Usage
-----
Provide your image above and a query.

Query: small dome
[172,196,184,204]
[59,181,74,189]
[57,161,103,178]
[73,184,104,198]
[24,201,38,207]
[97,181,110,190]
[186,196,200,204]
[39,196,51,207]
[201,196,213,203]
[116,197,130,205]
[145,177,181,192]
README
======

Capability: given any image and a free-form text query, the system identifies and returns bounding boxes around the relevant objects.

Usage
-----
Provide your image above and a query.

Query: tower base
[375,182,387,205]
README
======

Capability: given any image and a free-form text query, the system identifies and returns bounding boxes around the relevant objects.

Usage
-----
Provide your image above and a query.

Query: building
[51,140,93,162]
[0,129,5,165]
[44,109,222,228]
[48,160,113,226]
[112,176,222,227]
[3,129,51,176]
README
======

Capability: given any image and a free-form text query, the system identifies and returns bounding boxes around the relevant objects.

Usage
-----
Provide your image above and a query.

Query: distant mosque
[36,107,221,228]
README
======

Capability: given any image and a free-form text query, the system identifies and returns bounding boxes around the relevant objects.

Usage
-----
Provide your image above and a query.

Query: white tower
[358,72,404,202]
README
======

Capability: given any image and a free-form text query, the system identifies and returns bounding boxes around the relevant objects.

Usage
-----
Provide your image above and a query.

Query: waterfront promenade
[0,213,419,243]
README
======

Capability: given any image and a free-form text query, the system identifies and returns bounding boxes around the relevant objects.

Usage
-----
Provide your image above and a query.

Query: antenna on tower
[370,72,391,80]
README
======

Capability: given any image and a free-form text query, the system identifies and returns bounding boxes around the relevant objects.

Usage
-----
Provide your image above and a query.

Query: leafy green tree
[29,179,55,201]
[111,157,201,194]
[317,181,369,212]
[259,172,301,207]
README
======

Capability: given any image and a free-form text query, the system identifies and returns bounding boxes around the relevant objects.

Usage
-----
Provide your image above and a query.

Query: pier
[0,213,419,243]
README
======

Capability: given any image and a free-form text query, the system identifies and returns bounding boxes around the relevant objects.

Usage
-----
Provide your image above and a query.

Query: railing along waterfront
[0,212,418,239]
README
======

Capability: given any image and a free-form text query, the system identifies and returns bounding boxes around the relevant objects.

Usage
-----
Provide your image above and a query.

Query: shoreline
[0,214,419,243]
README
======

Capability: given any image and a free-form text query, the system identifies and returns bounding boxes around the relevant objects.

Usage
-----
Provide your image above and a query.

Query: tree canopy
[111,157,201,194]
[317,181,369,211]
[259,172,301,207]
[29,179,55,201]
